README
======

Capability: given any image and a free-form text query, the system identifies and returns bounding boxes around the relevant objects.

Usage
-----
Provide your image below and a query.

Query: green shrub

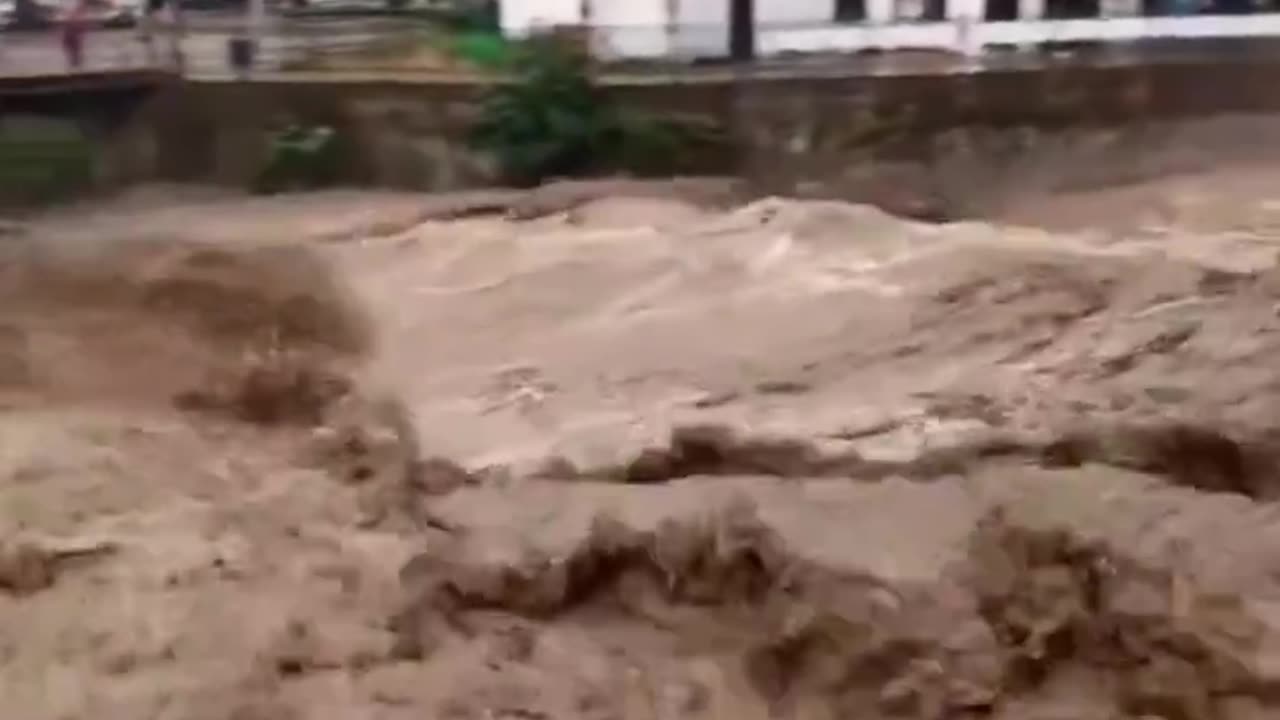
[254,124,340,194]
[469,33,692,185]
[450,30,512,69]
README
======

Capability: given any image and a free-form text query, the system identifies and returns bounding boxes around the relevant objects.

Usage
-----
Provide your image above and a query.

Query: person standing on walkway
[60,0,89,71]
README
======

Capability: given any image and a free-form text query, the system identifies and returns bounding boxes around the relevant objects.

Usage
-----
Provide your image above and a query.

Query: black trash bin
[228,36,256,75]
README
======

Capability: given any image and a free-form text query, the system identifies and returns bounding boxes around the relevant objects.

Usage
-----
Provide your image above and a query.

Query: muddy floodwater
[9,118,1280,719]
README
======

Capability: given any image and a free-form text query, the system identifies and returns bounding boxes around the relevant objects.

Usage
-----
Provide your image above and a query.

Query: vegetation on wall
[469,32,715,185]
[427,1,507,68]
[0,118,96,207]
[253,124,341,194]
[449,0,499,32]
[447,31,513,70]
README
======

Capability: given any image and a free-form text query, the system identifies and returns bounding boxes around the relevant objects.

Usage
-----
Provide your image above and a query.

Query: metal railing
[7,9,1280,80]
[576,12,1280,61]
[0,13,441,78]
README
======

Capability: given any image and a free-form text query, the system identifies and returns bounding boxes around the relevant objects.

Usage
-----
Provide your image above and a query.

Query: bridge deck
[4,23,1280,95]
[0,69,175,95]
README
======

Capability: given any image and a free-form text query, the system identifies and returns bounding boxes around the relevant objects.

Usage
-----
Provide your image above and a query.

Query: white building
[498,0,1280,61]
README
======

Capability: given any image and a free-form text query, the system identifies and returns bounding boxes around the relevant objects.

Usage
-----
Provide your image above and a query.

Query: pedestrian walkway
[0,28,161,77]
[0,19,368,80]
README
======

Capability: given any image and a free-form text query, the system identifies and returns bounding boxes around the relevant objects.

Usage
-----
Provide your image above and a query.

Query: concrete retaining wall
[9,49,1280,210]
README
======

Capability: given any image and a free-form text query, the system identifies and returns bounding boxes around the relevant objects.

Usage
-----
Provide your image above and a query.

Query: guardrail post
[242,0,266,74]
[1017,0,1045,48]
[867,0,894,25]
[169,1,185,73]
[948,0,983,56]
[955,13,980,55]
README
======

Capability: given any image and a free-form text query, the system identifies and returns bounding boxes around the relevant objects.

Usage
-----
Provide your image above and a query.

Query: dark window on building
[1211,0,1255,13]
[1046,0,1099,16]
[835,0,866,20]
[985,0,1018,18]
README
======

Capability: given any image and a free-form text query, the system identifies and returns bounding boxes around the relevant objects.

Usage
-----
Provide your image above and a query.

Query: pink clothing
[61,2,89,69]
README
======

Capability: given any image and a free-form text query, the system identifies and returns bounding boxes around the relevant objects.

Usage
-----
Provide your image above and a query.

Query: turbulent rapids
[9,122,1280,718]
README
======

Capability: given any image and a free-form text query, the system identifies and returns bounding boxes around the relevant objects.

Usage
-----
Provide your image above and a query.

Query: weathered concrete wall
[0,73,170,207]
[12,51,1280,209]
[129,78,739,191]
[593,58,1280,214]
[712,58,1280,214]
[135,80,496,190]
